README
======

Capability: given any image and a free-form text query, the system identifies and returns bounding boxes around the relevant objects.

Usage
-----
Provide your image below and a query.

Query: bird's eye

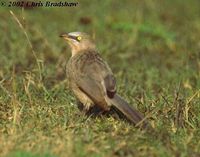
[77,36,82,41]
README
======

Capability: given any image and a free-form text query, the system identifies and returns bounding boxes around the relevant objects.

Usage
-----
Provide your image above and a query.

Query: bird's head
[60,32,96,56]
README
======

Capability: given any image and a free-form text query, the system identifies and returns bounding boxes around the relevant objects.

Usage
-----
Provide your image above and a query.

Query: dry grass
[0,0,200,156]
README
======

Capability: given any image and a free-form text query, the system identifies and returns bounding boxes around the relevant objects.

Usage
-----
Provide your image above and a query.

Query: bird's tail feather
[107,94,148,128]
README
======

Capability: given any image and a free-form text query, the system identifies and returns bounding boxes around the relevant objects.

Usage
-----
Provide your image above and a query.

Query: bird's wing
[103,74,116,98]
[77,75,105,105]
[74,52,116,105]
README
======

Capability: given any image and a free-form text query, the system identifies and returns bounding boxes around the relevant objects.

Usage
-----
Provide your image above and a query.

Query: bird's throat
[70,44,96,57]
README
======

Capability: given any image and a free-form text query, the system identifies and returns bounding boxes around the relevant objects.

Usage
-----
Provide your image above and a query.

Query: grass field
[0,0,200,157]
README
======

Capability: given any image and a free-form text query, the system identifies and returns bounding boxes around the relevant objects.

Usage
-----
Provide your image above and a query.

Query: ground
[0,0,200,157]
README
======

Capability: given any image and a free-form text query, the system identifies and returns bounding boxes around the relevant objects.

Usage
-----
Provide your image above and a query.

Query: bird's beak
[59,33,70,40]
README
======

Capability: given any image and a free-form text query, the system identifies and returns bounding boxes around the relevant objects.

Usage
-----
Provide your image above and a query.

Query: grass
[0,0,200,156]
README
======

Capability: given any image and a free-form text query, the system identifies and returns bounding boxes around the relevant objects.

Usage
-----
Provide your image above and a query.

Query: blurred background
[0,0,200,157]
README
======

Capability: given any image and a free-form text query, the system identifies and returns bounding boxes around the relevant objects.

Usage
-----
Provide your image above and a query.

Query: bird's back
[67,50,113,83]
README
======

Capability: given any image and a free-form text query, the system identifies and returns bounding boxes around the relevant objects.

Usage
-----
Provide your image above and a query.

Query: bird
[60,32,148,128]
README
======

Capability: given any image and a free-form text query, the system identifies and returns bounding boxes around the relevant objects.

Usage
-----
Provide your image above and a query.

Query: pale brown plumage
[60,32,148,128]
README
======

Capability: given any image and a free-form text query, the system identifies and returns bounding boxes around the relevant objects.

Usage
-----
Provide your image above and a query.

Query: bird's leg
[86,105,104,116]
[82,105,91,115]
[75,100,88,118]
[77,100,110,116]
[76,100,90,115]
[76,100,104,117]
[76,100,84,111]
[76,100,94,116]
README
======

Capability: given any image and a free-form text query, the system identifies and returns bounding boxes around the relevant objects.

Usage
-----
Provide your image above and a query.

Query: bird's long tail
[107,94,148,128]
